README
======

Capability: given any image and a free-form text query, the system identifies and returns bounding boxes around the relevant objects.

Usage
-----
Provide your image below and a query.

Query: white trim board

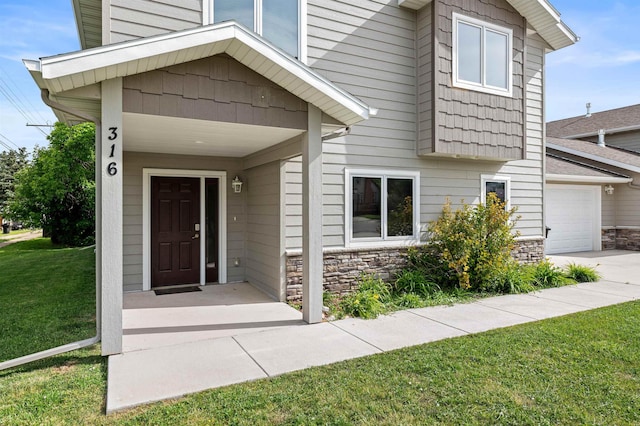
[142,168,228,291]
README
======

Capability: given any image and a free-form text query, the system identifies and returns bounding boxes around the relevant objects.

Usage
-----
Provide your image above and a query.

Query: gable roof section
[547,137,640,174]
[399,0,577,51]
[546,153,631,184]
[24,22,371,126]
[547,104,640,138]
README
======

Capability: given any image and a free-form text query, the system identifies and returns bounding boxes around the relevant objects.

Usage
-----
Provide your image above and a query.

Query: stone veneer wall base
[286,238,545,302]
[602,228,640,251]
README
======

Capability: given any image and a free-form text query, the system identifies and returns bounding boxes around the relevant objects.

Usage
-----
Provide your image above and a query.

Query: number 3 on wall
[106,127,118,176]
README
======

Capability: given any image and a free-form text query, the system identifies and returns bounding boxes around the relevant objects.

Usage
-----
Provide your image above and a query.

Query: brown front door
[151,176,200,287]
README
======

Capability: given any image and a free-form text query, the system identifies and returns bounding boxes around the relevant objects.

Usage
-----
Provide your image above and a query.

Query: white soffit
[24,22,370,126]
[398,0,578,51]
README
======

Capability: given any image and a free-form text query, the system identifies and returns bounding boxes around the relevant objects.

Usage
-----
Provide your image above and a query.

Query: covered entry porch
[25,22,371,357]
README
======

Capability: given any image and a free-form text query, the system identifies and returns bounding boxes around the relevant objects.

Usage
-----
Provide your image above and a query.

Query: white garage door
[546,184,601,254]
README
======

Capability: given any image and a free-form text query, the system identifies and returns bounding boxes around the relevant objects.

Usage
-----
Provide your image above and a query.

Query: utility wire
[0,132,21,150]
[0,66,47,122]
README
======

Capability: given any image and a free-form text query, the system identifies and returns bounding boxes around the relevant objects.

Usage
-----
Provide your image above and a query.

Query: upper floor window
[212,0,300,59]
[452,13,513,97]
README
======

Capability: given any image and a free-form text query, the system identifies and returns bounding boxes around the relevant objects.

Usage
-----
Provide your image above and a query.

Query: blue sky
[0,0,639,151]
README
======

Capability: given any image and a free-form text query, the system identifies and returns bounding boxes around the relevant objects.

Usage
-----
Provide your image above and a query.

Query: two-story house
[25,0,577,357]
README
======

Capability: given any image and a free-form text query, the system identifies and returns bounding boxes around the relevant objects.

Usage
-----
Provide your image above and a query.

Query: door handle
[192,233,199,239]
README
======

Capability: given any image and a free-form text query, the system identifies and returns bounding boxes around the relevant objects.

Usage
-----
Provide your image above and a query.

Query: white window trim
[452,13,513,97]
[481,174,511,210]
[345,169,421,248]
[142,168,228,291]
[205,0,307,63]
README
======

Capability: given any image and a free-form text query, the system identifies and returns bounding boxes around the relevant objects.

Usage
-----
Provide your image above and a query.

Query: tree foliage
[10,122,95,246]
[0,147,29,218]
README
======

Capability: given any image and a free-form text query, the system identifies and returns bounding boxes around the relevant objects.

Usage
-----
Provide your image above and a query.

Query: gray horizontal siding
[585,132,640,153]
[295,1,547,250]
[245,161,283,300]
[109,0,202,44]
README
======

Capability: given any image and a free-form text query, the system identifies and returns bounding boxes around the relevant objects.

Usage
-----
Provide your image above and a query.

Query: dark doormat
[154,286,202,296]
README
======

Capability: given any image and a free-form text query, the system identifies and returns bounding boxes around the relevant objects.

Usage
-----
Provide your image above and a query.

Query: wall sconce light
[604,184,614,195]
[231,176,243,193]
[234,257,241,267]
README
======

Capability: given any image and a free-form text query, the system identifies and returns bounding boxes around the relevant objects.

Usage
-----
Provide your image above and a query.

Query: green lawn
[0,238,96,361]
[0,300,638,424]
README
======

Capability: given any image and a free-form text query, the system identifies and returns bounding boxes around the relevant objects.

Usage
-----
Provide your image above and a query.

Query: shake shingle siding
[430,0,526,160]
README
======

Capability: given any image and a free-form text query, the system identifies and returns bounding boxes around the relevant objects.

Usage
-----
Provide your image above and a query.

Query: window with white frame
[452,13,513,97]
[346,170,420,245]
[481,175,511,208]
[211,0,300,59]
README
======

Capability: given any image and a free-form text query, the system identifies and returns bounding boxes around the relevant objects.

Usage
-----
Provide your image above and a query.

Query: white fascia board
[564,124,640,139]
[546,174,632,184]
[37,22,369,125]
[548,143,640,174]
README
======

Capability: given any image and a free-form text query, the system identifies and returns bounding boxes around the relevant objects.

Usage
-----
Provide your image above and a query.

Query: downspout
[0,89,102,371]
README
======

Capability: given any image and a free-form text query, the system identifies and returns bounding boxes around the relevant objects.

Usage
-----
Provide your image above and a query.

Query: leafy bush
[427,193,520,290]
[565,263,601,282]
[489,261,535,294]
[394,270,440,297]
[533,260,574,288]
[340,275,390,319]
[405,246,458,289]
[393,293,425,309]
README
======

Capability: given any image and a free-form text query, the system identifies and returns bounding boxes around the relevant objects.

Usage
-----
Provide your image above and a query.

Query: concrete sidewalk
[0,230,42,249]
[106,251,640,413]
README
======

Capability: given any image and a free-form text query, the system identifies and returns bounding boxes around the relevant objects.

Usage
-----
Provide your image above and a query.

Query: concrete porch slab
[122,283,304,352]
[233,322,381,376]
[332,310,467,351]
[477,293,589,320]
[409,302,533,334]
[107,336,267,413]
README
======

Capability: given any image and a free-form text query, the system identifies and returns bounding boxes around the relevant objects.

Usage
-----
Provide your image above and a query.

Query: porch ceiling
[123,113,304,157]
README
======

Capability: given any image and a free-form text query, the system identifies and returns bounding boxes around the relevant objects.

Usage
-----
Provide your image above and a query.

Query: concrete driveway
[548,249,640,285]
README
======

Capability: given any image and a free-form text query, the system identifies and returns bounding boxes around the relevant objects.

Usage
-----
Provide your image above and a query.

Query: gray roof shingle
[547,137,640,170]
[547,104,640,137]
[546,153,630,178]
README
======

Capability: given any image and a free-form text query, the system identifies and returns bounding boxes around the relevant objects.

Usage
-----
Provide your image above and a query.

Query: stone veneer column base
[286,238,546,302]
[602,227,640,251]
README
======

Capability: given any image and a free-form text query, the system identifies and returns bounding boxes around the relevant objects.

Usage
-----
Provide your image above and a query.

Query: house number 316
[107,126,118,176]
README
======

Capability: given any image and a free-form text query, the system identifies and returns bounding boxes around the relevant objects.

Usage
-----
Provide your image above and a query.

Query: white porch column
[100,78,123,355]
[302,105,323,323]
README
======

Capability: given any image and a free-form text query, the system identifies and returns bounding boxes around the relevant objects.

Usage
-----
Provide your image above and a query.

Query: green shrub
[394,270,440,297]
[565,263,601,282]
[393,293,425,309]
[427,193,520,290]
[340,274,390,319]
[489,261,535,294]
[533,260,574,288]
[405,247,458,289]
